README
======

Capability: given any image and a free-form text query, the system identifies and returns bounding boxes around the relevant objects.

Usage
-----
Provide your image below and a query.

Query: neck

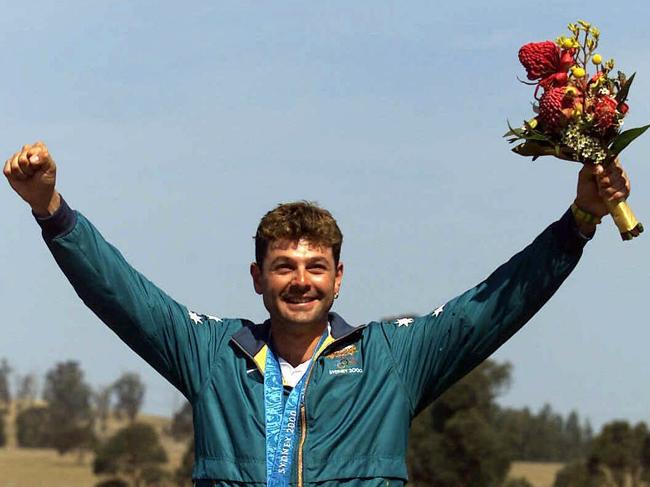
[270,321,328,367]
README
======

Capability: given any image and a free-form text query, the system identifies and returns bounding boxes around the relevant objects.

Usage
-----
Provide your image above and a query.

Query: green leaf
[504,120,524,138]
[504,120,552,143]
[511,141,578,162]
[609,124,650,155]
[522,133,552,142]
[511,140,553,156]
[616,72,635,103]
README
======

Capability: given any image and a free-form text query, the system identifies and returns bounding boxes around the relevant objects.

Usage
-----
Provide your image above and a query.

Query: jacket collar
[231,312,362,361]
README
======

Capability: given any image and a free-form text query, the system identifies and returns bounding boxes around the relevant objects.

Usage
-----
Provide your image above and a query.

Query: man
[4,141,630,486]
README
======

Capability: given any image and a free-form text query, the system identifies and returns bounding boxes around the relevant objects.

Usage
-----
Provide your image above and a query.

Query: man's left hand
[573,159,631,234]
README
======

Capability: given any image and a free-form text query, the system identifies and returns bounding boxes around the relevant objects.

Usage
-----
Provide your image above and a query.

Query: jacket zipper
[297,398,308,486]
[296,327,366,487]
[297,355,317,487]
[233,326,366,487]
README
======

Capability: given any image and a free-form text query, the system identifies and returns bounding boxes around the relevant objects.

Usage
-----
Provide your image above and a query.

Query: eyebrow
[269,256,331,266]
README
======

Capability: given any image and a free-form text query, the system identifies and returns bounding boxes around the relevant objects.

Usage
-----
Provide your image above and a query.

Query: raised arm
[379,160,631,415]
[4,142,230,401]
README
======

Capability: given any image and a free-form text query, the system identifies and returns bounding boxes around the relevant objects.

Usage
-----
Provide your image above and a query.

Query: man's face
[250,239,343,330]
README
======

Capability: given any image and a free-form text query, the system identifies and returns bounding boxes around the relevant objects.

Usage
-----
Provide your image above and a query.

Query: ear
[250,262,263,295]
[334,262,344,295]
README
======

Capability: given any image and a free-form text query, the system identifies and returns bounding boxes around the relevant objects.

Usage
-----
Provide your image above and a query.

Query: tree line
[0,358,194,487]
[406,360,650,487]
[3,356,650,487]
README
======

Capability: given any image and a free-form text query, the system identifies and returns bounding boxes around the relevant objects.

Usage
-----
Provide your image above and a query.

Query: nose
[290,268,310,289]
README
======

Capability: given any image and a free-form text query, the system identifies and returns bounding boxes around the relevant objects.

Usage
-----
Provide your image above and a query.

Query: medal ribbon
[264,330,328,487]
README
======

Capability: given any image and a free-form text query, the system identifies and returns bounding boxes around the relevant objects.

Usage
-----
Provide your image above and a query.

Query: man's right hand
[4,141,60,217]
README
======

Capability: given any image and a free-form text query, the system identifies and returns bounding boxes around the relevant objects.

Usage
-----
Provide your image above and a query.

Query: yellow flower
[568,23,578,34]
[590,27,600,38]
[571,66,586,78]
[527,118,538,129]
[592,54,602,65]
[578,20,591,29]
[558,36,580,49]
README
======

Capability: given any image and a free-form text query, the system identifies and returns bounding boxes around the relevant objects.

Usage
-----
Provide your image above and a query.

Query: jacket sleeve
[36,197,230,402]
[379,210,588,415]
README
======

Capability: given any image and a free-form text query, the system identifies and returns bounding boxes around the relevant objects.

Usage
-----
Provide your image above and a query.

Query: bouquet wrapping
[506,21,648,240]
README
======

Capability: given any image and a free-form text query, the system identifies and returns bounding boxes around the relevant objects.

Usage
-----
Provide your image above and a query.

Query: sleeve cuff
[552,208,593,254]
[33,195,77,241]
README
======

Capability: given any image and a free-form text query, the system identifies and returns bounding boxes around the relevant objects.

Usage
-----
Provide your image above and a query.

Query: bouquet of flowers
[505,20,648,240]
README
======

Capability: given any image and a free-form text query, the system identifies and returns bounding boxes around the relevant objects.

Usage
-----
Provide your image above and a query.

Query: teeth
[285,298,314,303]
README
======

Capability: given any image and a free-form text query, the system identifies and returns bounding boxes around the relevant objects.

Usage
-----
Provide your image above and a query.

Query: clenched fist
[4,141,60,216]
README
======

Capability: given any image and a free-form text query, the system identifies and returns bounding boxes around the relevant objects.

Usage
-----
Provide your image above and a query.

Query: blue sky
[2,1,650,427]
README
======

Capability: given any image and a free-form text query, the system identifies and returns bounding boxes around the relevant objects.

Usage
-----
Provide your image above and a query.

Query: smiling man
[251,203,344,370]
[4,141,631,486]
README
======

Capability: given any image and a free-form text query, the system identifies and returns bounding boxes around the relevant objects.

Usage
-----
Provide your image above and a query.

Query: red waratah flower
[593,96,619,133]
[519,41,561,80]
[539,72,568,91]
[538,86,575,132]
[559,49,575,71]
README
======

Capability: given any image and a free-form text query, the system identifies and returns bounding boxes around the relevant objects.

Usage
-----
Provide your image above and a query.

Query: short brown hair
[255,201,343,266]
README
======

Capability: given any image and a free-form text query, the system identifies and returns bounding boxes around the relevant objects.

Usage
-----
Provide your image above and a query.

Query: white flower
[561,123,607,163]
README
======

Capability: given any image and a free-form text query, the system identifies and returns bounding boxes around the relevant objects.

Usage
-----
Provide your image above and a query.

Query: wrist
[31,191,61,217]
[571,202,602,225]
[570,202,600,239]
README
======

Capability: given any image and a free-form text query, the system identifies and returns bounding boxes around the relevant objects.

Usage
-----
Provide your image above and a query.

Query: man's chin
[275,310,328,329]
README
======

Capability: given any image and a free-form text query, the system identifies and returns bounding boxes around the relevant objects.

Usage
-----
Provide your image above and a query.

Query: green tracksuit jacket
[36,198,587,486]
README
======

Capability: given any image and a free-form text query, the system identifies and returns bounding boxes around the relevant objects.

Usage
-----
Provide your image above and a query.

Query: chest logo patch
[325,345,363,376]
[324,344,357,359]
